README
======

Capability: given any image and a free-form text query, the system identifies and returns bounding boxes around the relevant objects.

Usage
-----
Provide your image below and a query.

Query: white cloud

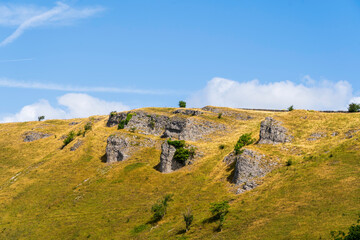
[188,77,354,110]
[0,2,104,46]
[0,78,178,95]
[1,93,129,123]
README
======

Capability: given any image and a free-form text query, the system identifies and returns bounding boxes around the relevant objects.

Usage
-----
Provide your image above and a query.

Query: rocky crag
[258,117,293,144]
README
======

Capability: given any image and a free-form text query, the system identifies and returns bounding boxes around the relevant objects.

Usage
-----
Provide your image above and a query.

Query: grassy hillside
[0,107,359,239]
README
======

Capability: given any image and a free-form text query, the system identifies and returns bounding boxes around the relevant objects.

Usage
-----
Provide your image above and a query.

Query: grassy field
[0,107,359,239]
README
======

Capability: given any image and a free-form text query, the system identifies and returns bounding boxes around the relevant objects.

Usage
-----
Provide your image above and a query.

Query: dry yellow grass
[0,107,359,239]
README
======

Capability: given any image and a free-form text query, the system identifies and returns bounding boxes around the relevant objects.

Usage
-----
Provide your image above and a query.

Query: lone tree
[38,116,45,121]
[210,201,230,231]
[183,207,194,232]
[348,103,360,112]
[179,101,186,108]
[288,105,294,111]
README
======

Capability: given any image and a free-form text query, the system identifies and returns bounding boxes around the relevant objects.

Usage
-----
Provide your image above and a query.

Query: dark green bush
[219,144,225,150]
[63,131,75,146]
[218,113,222,119]
[167,139,186,148]
[173,148,190,164]
[38,116,45,121]
[286,159,293,166]
[179,101,186,108]
[84,122,92,131]
[330,214,360,240]
[210,201,230,231]
[150,194,173,224]
[118,113,133,130]
[183,207,194,232]
[288,105,294,111]
[110,111,117,117]
[348,103,360,112]
[234,133,256,155]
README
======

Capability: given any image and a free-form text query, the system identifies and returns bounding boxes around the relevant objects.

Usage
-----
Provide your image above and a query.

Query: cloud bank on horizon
[0,2,103,46]
[2,76,360,123]
[188,76,358,111]
[1,93,129,123]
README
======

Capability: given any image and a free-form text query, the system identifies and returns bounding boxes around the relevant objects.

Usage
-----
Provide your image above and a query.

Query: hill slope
[0,107,359,239]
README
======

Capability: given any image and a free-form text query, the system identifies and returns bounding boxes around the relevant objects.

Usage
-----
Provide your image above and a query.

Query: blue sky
[1,0,360,122]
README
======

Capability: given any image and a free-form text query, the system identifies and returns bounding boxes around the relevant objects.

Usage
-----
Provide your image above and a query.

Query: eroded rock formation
[23,131,51,142]
[258,117,292,144]
[159,141,196,173]
[224,149,277,194]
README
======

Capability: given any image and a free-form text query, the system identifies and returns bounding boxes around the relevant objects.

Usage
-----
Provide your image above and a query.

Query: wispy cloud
[0,58,33,63]
[0,78,184,95]
[0,2,104,46]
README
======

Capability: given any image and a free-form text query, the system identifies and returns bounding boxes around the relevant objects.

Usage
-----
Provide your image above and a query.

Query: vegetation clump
[288,105,294,111]
[218,113,222,119]
[330,214,360,240]
[63,131,76,147]
[167,139,194,164]
[118,113,133,130]
[110,111,117,117]
[234,133,256,155]
[150,194,173,224]
[183,207,194,232]
[348,103,360,112]
[210,201,230,231]
[179,101,186,108]
[38,116,45,121]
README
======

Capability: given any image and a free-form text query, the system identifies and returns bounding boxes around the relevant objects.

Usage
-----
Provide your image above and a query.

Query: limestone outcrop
[159,141,196,173]
[107,110,225,141]
[105,134,153,163]
[258,117,292,144]
[173,109,203,116]
[23,131,51,142]
[202,106,253,120]
[70,140,83,151]
[224,149,276,194]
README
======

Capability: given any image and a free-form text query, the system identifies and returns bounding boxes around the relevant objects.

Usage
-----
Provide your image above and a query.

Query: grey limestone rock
[159,141,197,173]
[224,149,276,194]
[23,131,51,142]
[258,117,292,144]
[308,132,327,141]
[105,134,153,163]
[70,140,83,151]
[202,106,253,120]
[173,109,203,116]
[107,110,225,141]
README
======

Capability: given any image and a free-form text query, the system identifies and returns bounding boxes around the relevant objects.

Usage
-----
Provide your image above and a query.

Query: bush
[150,194,173,224]
[179,101,186,108]
[330,214,360,240]
[286,159,293,166]
[110,111,117,117]
[218,113,222,119]
[63,131,75,146]
[118,113,133,130]
[210,201,230,231]
[234,133,256,155]
[183,208,194,232]
[38,116,45,121]
[348,103,360,112]
[219,144,225,150]
[84,122,92,131]
[288,105,294,111]
[167,139,186,148]
[173,148,190,164]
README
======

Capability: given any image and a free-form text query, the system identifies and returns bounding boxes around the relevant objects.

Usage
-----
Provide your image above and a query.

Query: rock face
[258,117,292,144]
[173,109,203,116]
[70,140,83,151]
[23,131,51,142]
[105,134,154,163]
[202,106,253,120]
[106,136,129,163]
[308,132,327,141]
[107,111,225,141]
[224,149,276,194]
[159,141,196,173]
